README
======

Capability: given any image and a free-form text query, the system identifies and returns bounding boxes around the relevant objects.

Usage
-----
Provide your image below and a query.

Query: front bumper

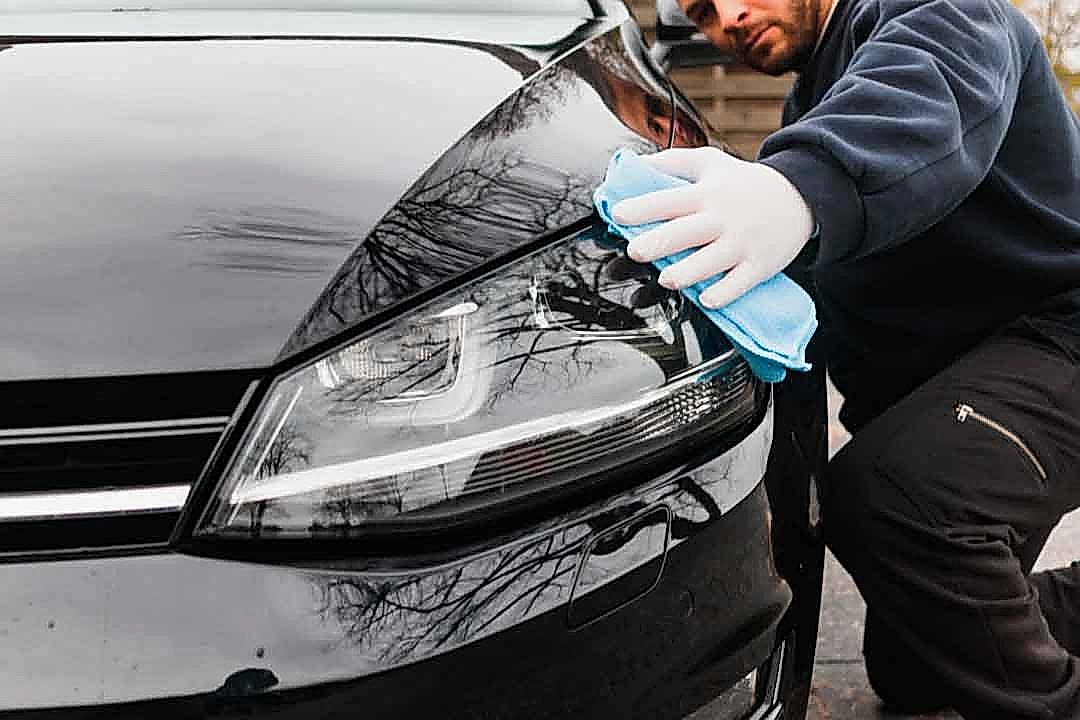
[0,394,818,719]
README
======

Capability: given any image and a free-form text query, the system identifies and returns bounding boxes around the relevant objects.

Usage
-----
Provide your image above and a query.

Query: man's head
[679,0,833,75]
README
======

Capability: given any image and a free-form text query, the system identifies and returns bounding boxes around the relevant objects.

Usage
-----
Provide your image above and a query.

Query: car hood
[0,16,680,382]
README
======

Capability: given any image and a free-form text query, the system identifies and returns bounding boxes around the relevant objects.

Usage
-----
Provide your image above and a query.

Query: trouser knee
[862,611,952,713]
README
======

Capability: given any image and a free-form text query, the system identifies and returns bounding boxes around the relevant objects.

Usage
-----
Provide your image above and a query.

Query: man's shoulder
[836,0,1036,52]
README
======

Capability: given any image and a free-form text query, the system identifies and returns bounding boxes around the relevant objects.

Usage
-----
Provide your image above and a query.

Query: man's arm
[612,0,1036,308]
[759,0,1035,265]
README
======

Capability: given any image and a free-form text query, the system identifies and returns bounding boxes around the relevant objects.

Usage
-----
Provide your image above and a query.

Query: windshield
[0,0,594,13]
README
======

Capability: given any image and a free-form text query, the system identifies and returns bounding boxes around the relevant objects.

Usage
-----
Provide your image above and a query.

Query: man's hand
[611,147,815,309]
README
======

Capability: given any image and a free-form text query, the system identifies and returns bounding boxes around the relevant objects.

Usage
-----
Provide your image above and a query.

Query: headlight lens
[196,227,760,540]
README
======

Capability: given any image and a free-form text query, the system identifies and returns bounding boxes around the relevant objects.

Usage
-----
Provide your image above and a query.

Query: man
[611,0,1080,716]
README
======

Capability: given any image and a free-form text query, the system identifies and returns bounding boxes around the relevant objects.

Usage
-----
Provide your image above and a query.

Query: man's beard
[741,0,821,75]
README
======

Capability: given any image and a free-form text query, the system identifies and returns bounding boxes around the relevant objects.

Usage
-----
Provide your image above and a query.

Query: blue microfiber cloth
[593,148,817,383]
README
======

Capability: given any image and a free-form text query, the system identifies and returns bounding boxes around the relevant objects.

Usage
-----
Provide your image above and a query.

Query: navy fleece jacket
[758,0,1080,425]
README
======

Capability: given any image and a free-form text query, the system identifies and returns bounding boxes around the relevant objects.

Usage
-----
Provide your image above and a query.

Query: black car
[0,2,827,718]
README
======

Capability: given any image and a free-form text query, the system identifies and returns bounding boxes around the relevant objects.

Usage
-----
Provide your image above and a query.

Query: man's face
[679,0,823,75]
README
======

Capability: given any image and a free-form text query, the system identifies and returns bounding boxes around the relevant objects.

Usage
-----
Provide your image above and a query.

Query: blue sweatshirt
[758,0,1080,426]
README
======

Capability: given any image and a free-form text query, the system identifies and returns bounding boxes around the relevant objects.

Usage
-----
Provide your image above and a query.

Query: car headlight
[195,226,761,541]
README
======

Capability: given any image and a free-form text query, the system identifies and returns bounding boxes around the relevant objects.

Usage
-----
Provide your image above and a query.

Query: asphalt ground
[691,380,1080,720]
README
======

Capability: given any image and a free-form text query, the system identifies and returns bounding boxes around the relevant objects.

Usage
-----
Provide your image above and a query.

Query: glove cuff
[759,146,864,266]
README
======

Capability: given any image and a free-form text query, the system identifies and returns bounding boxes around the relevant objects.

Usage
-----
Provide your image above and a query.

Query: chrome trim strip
[0,416,230,446]
[0,427,225,447]
[0,485,191,521]
[0,416,231,437]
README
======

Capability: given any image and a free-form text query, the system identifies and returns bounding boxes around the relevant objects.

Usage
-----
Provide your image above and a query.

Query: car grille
[0,370,258,558]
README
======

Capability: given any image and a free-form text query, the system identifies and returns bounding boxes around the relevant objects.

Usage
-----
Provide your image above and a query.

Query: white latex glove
[612,147,815,309]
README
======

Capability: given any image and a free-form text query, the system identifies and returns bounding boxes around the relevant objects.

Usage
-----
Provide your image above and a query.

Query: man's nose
[719,1,751,33]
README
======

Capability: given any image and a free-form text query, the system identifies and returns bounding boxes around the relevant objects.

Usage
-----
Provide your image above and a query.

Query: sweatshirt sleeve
[758,0,1033,265]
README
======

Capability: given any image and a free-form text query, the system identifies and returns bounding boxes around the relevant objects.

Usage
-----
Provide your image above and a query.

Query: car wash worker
[611,0,1080,717]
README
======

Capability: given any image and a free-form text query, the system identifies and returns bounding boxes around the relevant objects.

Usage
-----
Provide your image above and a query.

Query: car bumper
[0,393,820,719]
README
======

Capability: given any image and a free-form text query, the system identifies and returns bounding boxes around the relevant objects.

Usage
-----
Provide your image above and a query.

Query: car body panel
[278,28,682,360]
[0,39,519,381]
[0,405,774,711]
[0,7,607,45]
[0,18,676,382]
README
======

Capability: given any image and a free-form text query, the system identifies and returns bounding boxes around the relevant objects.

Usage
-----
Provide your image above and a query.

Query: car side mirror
[651,0,732,70]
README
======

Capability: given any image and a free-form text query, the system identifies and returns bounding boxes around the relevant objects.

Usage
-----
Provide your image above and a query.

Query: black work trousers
[824,312,1080,719]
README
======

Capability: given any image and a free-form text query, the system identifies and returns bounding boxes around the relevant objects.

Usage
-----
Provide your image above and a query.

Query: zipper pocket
[954,402,1047,480]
